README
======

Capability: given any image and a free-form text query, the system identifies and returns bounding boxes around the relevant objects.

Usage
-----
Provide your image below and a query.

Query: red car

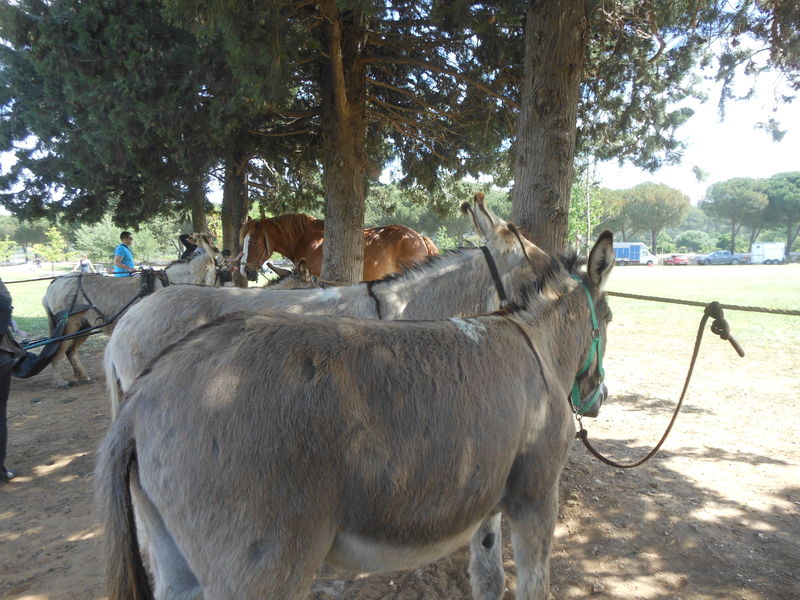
[664,254,690,265]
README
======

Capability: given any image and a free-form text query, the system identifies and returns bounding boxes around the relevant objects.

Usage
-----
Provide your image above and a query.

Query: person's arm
[72,261,80,272]
[88,260,96,273]
[114,254,135,274]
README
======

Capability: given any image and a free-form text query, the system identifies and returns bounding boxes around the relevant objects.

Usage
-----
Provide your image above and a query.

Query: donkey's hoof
[77,378,93,384]
[56,382,71,390]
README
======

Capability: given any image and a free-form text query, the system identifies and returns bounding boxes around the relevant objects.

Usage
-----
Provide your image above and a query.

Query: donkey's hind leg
[49,340,71,389]
[202,520,337,600]
[469,513,505,600]
[506,484,560,600]
[131,475,202,600]
[65,334,92,383]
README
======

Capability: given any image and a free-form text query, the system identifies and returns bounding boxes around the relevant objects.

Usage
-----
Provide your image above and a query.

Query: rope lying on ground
[607,290,800,317]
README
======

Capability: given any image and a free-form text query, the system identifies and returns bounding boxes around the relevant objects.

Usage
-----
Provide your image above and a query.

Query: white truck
[612,242,659,266]
[750,242,785,265]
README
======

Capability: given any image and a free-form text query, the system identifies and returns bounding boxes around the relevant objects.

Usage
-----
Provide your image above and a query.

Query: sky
[593,72,800,205]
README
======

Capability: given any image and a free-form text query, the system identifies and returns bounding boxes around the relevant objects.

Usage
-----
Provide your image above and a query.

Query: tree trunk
[651,230,658,253]
[187,171,207,233]
[730,221,740,254]
[511,0,588,254]
[318,1,368,285]
[788,224,800,260]
[221,150,251,288]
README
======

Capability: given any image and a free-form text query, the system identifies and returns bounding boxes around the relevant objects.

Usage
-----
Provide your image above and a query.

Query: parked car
[696,250,749,265]
[663,254,690,265]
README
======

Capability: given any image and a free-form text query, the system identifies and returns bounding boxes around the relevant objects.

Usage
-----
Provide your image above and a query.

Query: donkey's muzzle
[582,383,607,419]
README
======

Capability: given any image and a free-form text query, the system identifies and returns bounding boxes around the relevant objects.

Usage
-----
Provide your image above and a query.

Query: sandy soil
[1,319,798,600]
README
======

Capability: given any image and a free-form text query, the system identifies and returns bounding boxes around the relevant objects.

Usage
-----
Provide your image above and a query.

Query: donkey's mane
[514,249,586,312]
[364,246,476,285]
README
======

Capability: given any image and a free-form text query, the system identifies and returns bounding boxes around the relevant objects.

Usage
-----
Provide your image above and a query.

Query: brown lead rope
[577,301,745,469]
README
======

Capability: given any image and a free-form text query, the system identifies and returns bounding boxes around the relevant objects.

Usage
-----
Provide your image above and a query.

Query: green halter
[569,274,605,415]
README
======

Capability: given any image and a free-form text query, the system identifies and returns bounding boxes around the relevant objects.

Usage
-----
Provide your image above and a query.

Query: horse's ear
[588,230,615,290]
[296,258,312,281]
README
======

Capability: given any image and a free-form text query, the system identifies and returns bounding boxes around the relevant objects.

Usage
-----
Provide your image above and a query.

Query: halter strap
[480,246,509,307]
[569,273,605,415]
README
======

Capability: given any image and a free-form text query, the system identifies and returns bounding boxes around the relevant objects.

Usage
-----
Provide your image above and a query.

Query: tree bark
[317,0,368,285]
[187,171,207,233]
[511,0,588,254]
[221,150,251,287]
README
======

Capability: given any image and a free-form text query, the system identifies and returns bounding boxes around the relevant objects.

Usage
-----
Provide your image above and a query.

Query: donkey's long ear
[296,258,312,282]
[588,230,615,289]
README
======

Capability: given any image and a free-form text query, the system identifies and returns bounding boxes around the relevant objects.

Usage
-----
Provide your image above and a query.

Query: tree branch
[362,55,519,110]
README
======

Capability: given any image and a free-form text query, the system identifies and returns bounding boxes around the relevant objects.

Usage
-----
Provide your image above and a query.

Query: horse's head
[239,217,273,282]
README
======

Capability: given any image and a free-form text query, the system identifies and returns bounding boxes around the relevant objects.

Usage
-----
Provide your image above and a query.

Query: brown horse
[239,214,437,282]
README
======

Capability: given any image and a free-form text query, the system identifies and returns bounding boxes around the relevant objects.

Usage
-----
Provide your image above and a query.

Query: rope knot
[705,301,745,357]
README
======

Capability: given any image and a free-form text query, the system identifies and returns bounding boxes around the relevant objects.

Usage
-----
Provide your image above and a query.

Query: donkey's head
[461,192,552,305]
[264,259,319,290]
[565,230,615,417]
[239,217,273,282]
[192,233,232,286]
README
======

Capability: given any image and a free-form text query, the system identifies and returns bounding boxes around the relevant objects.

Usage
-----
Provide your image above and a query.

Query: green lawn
[1,264,74,338]
[605,263,800,361]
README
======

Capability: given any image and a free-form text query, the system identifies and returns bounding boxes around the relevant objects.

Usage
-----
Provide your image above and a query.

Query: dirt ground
[1,316,799,600]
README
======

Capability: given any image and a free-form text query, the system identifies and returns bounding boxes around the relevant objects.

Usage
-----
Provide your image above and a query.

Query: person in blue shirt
[113,231,136,277]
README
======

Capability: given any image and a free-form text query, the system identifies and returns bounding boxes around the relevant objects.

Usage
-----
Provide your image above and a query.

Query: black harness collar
[480,245,509,307]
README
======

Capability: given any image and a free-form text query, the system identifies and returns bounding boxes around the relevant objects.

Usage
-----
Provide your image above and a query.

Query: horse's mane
[270,214,321,240]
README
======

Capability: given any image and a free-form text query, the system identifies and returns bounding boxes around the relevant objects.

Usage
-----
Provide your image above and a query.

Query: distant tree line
[587,171,800,258]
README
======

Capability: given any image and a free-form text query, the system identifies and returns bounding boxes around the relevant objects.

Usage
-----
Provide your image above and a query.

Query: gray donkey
[42,234,225,388]
[96,226,615,600]
[105,194,539,416]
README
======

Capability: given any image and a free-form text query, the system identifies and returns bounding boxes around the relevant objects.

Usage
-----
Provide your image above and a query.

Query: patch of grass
[606,264,800,355]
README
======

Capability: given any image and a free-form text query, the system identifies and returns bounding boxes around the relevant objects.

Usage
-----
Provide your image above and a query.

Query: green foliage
[365,179,510,246]
[700,178,768,253]
[0,236,17,262]
[568,171,605,252]
[73,215,181,263]
[592,187,637,241]
[623,183,690,250]
[765,172,800,255]
[655,231,675,254]
[31,226,68,270]
[673,230,713,253]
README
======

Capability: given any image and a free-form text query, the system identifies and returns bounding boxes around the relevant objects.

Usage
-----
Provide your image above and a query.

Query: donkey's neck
[369,248,499,319]
[522,275,596,392]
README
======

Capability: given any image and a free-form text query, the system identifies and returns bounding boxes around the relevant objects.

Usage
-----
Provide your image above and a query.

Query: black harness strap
[366,281,383,319]
[480,246,509,307]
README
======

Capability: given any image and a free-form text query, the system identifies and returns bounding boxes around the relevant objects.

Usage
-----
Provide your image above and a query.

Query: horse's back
[363,224,430,279]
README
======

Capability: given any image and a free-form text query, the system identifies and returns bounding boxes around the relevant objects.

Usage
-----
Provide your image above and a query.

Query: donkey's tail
[95,409,154,600]
[104,350,124,420]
